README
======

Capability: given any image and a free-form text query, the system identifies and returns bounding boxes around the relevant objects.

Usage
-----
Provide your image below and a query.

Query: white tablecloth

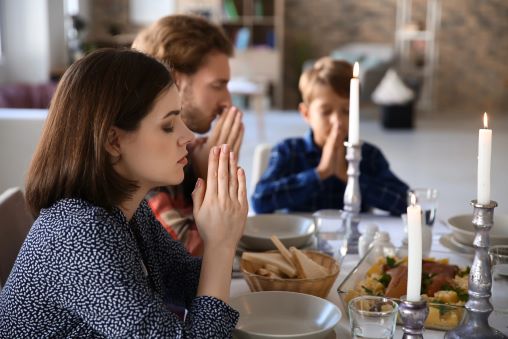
[230,214,508,338]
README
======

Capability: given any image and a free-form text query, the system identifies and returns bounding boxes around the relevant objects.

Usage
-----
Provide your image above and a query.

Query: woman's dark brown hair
[25,48,173,216]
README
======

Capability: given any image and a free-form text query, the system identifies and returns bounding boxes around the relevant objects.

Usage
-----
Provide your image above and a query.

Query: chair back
[250,143,272,193]
[0,187,34,287]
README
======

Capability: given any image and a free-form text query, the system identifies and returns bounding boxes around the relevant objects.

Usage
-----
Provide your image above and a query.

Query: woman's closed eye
[162,124,174,133]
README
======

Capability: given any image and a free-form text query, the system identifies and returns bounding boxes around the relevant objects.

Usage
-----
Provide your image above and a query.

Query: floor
[238,108,508,220]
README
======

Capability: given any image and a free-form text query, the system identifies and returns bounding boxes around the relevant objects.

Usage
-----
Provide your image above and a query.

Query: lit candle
[407,193,422,302]
[477,112,492,205]
[348,62,360,145]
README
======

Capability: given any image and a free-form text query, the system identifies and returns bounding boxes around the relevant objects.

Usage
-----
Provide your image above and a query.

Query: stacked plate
[230,291,341,339]
[442,214,508,254]
[239,214,315,252]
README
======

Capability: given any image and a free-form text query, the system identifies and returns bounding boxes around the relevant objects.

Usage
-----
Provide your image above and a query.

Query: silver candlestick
[343,141,362,254]
[445,200,507,339]
[399,297,429,339]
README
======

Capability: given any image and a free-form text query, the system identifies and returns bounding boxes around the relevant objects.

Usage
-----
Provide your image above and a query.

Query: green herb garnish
[421,272,434,294]
[458,266,470,277]
[377,273,392,288]
[386,256,398,268]
[441,283,469,302]
[432,301,451,316]
[362,285,374,295]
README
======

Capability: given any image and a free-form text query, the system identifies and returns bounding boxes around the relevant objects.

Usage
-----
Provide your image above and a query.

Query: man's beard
[181,90,223,134]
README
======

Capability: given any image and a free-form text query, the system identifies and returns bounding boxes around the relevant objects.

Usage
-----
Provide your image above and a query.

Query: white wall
[0,109,47,193]
[0,0,50,84]
[48,0,67,71]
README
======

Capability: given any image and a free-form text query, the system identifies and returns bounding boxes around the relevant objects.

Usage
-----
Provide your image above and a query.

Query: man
[132,15,244,255]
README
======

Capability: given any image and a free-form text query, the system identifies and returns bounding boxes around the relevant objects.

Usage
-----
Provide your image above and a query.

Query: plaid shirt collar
[304,129,321,154]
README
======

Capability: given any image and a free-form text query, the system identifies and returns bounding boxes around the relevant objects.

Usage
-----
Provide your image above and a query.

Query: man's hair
[25,49,173,216]
[299,57,353,104]
[132,14,233,74]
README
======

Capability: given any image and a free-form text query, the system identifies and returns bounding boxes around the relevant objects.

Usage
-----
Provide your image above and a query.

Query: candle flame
[353,62,359,78]
[483,112,488,129]
[410,193,416,206]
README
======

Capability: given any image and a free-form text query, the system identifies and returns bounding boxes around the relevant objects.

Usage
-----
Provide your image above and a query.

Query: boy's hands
[189,107,244,180]
[316,121,348,182]
[192,144,248,251]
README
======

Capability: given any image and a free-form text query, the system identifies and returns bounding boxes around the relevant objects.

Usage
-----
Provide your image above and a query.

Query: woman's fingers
[192,178,205,214]
[217,144,229,200]
[237,167,248,208]
[206,146,220,196]
[229,151,238,199]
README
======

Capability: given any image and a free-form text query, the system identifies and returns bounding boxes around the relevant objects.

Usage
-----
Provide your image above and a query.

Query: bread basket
[240,250,340,298]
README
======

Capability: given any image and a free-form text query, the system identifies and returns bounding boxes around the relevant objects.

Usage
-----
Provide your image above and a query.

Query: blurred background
[0,0,507,111]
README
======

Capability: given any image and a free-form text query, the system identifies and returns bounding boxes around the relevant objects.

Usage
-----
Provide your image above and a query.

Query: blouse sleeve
[53,210,238,338]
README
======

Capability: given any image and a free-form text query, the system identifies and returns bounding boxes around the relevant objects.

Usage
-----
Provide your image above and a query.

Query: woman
[0,49,248,338]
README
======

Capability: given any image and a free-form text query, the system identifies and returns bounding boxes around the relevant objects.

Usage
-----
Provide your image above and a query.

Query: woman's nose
[178,121,196,146]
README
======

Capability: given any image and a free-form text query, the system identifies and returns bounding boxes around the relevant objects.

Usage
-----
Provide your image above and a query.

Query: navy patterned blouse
[0,198,239,338]
[251,130,409,216]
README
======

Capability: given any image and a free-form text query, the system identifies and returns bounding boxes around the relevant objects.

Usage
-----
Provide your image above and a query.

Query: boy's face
[299,84,349,148]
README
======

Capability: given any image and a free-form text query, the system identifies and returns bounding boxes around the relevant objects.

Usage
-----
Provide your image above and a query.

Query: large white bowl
[240,214,315,251]
[447,214,508,246]
[230,291,341,339]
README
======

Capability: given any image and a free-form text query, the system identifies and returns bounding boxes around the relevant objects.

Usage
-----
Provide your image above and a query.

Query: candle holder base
[399,297,429,339]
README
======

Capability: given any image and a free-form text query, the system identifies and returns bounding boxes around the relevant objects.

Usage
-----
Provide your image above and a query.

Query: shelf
[396,30,433,41]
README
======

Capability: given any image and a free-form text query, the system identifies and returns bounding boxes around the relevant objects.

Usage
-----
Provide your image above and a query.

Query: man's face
[300,84,349,148]
[178,52,232,134]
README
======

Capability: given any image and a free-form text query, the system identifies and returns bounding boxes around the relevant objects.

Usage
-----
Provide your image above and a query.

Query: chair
[0,187,34,288]
[249,143,272,194]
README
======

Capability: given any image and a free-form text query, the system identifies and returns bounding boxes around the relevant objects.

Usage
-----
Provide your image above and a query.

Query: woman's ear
[104,127,122,158]
[299,102,310,123]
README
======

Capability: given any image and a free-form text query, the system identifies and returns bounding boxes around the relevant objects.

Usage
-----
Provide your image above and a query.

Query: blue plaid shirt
[251,130,409,215]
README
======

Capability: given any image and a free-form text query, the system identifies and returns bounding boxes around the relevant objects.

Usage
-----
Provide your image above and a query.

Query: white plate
[231,291,341,339]
[240,214,315,251]
[447,214,508,246]
[439,233,475,255]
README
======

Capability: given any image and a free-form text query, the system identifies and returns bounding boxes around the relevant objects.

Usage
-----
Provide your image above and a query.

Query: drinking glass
[407,188,438,227]
[312,209,347,260]
[490,246,508,309]
[348,296,398,339]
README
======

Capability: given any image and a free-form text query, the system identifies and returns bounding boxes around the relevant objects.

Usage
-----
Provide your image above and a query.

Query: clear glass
[489,245,508,329]
[348,296,398,339]
[312,209,347,261]
[407,188,438,227]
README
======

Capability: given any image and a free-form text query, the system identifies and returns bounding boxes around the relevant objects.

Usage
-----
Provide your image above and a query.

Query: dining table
[230,213,508,338]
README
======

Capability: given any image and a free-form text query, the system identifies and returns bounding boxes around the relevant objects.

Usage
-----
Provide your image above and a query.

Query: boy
[251,58,408,215]
[132,15,244,255]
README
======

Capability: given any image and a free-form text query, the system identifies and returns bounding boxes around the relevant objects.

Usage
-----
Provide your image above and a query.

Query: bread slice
[270,235,295,266]
[290,247,328,279]
[242,252,297,278]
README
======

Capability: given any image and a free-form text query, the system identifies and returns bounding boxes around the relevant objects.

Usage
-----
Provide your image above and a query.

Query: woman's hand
[192,144,248,251]
[192,144,248,302]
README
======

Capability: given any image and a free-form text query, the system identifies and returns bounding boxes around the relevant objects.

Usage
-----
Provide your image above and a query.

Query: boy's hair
[299,57,353,104]
[25,49,173,216]
[132,14,233,75]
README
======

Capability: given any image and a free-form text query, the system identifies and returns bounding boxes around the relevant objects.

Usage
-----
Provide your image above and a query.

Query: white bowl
[230,291,341,339]
[240,214,315,251]
[447,214,508,246]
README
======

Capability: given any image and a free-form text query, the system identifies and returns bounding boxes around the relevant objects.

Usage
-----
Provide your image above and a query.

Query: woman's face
[113,85,195,191]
